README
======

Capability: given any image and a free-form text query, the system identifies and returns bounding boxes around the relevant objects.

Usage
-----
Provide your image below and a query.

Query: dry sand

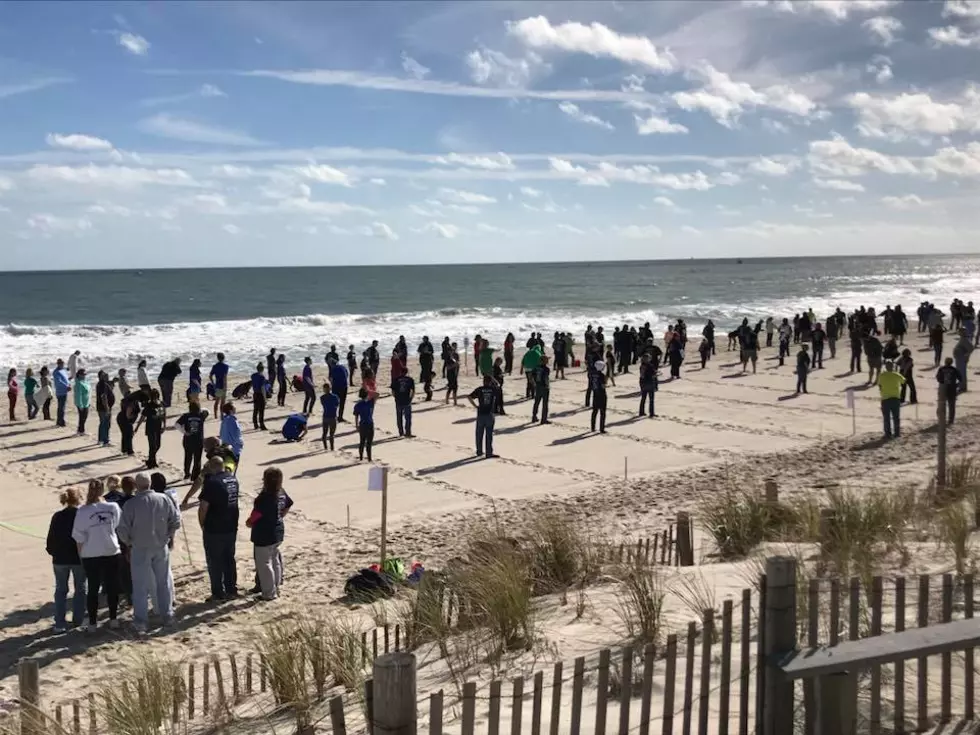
[1,331,979,716]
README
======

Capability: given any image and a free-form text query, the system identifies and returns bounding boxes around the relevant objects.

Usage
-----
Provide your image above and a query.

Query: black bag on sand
[344,568,396,602]
[231,380,252,399]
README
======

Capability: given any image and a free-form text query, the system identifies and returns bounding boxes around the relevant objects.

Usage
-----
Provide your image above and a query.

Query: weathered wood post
[676,512,694,567]
[764,479,778,505]
[763,556,797,735]
[373,652,417,735]
[18,659,41,735]
[937,384,947,493]
[816,672,857,735]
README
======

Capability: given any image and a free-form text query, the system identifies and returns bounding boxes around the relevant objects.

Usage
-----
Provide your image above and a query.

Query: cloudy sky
[0,0,978,269]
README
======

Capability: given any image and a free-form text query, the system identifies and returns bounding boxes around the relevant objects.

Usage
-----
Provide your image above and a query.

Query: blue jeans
[98,411,111,445]
[395,403,412,436]
[130,546,174,625]
[53,564,86,628]
[881,397,901,437]
[56,394,68,426]
[475,413,495,456]
[956,358,968,392]
[203,531,238,598]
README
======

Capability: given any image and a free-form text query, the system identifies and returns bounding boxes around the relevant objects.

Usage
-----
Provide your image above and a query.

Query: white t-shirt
[71,501,122,558]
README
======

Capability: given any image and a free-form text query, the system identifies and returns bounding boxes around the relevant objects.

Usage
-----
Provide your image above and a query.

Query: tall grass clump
[98,652,187,735]
[935,502,975,575]
[525,511,601,595]
[699,487,772,559]
[614,563,667,648]
[295,614,366,698]
[254,618,312,729]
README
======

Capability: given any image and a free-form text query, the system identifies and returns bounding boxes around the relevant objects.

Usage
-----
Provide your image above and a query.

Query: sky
[0,0,979,269]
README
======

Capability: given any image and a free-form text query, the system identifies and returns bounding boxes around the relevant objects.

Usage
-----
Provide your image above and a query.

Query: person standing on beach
[157,358,181,414]
[531,355,551,424]
[638,354,657,418]
[220,403,245,466]
[46,486,86,632]
[137,360,150,394]
[267,349,277,393]
[391,367,415,438]
[209,354,230,419]
[187,359,203,408]
[71,479,122,632]
[300,357,316,415]
[418,336,435,390]
[493,357,506,415]
[848,327,863,374]
[811,324,826,369]
[478,339,495,378]
[198,456,240,602]
[6,368,18,422]
[353,388,376,462]
[468,374,498,457]
[67,350,81,381]
[117,389,142,457]
[53,359,70,427]
[134,390,165,469]
[878,361,905,439]
[23,367,38,420]
[275,355,287,407]
[329,358,349,421]
[504,333,515,375]
[96,370,115,446]
[117,472,180,632]
[765,317,775,348]
[73,369,91,435]
[937,357,963,425]
[367,341,380,378]
[36,369,52,421]
[795,345,810,394]
[445,346,460,405]
[953,330,973,393]
[320,383,339,450]
[250,364,269,430]
[346,346,358,387]
[864,333,883,385]
[589,361,608,433]
[825,316,839,360]
[897,349,917,404]
[177,402,208,481]
[521,343,542,400]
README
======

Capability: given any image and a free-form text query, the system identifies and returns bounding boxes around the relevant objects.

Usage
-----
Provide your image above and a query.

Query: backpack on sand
[344,568,396,602]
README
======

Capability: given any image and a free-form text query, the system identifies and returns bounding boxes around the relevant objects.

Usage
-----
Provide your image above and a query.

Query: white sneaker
[108,619,120,630]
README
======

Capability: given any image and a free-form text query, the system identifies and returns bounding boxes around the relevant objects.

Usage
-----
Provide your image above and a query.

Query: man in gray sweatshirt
[117,473,181,632]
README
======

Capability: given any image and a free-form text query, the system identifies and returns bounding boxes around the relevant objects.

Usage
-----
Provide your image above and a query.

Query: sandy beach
[1,330,978,718]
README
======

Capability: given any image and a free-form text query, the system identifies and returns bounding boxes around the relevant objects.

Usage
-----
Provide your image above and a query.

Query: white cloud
[520,186,543,198]
[222,223,241,235]
[680,225,703,236]
[45,133,114,152]
[368,221,399,240]
[634,114,688,135]
[929,26,980,47]
[465,48,545,88]
[558,102,614,130]
[925,142,980,177]
[882,194,928,209]
[672,63,816,127]
[866,55,893,84]
[210,164,255,178]
[141,84,227,107]
[808,135,918,177]
[138,113,265,146]
[726,220,822,238]
[943,0,980,19]
[0,176,13,192]
[417,221,460,239]
[745,0,896,20]
[507,16,676,72]
[614,224,663,239]
[476,222,506,234]
[813,177,866,192]
[292,162,353,186]
[848,87,980,140]
[0,77,71,100]
[27,163,197,188]
[275,196,372,217]
[863,16,902,45]
[557,224,587,235]
[369,178,387,185]
[27,213,93,234]
[401,53,430,80]
[748,157,798,176]
[653,196,678,209]
[549,158,610,187]
[438,187,496,204]
[117,32,150,56]
[434,153,515,170]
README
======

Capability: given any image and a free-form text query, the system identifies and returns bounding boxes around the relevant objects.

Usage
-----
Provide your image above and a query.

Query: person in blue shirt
[250,363,268,430]
[281,413,308,442]
[276,355,287,407]
[210,353,230,419]
[352,388,375,461]
[320,382,340,450]
[328,359,349,421]
[301,357,316,415]
[52,358,71,427]
[219,403,245,464]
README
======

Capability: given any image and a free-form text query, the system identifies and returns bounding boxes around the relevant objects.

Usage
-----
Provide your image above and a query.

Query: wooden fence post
[763,556,797,735]
[372,652,416,735]
[816,672,856,735]
[764,479,778,505]
[18,659,41,735]
[676,512,694,567]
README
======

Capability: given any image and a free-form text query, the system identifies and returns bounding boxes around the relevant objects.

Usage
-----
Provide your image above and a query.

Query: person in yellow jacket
[878,361,906,439]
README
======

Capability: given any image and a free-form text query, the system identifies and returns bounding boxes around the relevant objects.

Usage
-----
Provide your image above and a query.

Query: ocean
[1,256,977,372]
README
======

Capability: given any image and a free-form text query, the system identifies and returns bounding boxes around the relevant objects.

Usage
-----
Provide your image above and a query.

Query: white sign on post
[367,466,385,491]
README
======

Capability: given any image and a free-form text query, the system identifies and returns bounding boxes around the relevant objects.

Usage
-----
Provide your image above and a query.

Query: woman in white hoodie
[71,479,122,632]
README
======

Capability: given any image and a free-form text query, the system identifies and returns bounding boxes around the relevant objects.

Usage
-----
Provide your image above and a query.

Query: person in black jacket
[247,467,292,601]
[157,358,182,413]
[46,487,86,632]
[937,358,963,425]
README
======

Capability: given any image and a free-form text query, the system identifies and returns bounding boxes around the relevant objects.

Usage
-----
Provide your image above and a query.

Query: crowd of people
[10,297,977,634]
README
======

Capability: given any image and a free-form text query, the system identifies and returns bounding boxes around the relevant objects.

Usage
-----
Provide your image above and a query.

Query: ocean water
[1,256,978,372]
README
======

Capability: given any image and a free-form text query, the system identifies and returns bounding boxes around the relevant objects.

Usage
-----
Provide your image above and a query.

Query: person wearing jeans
[46,486,86,632]
[937,358,963,426]
[532,356,551,423]
[391,368,415,438]
[53,359,70,427]
[95,371,115,446]
[877,361,905,439]
[73,369,91,434]
[71,479,122,631]
[117,473,181,631]
[468,375,498,457]
[198,456,240,601]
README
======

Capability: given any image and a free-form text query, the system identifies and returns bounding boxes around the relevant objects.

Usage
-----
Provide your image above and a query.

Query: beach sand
[1,332,978,715]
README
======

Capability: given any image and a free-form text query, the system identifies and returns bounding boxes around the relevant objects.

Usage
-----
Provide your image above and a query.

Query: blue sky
[0,0,978,269]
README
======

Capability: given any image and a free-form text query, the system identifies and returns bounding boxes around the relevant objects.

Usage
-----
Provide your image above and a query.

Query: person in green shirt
[23,367,38,420]
[877,361,905,439]
[478,339,495,378]
[73,368,92,435]
[521,344,543,399]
